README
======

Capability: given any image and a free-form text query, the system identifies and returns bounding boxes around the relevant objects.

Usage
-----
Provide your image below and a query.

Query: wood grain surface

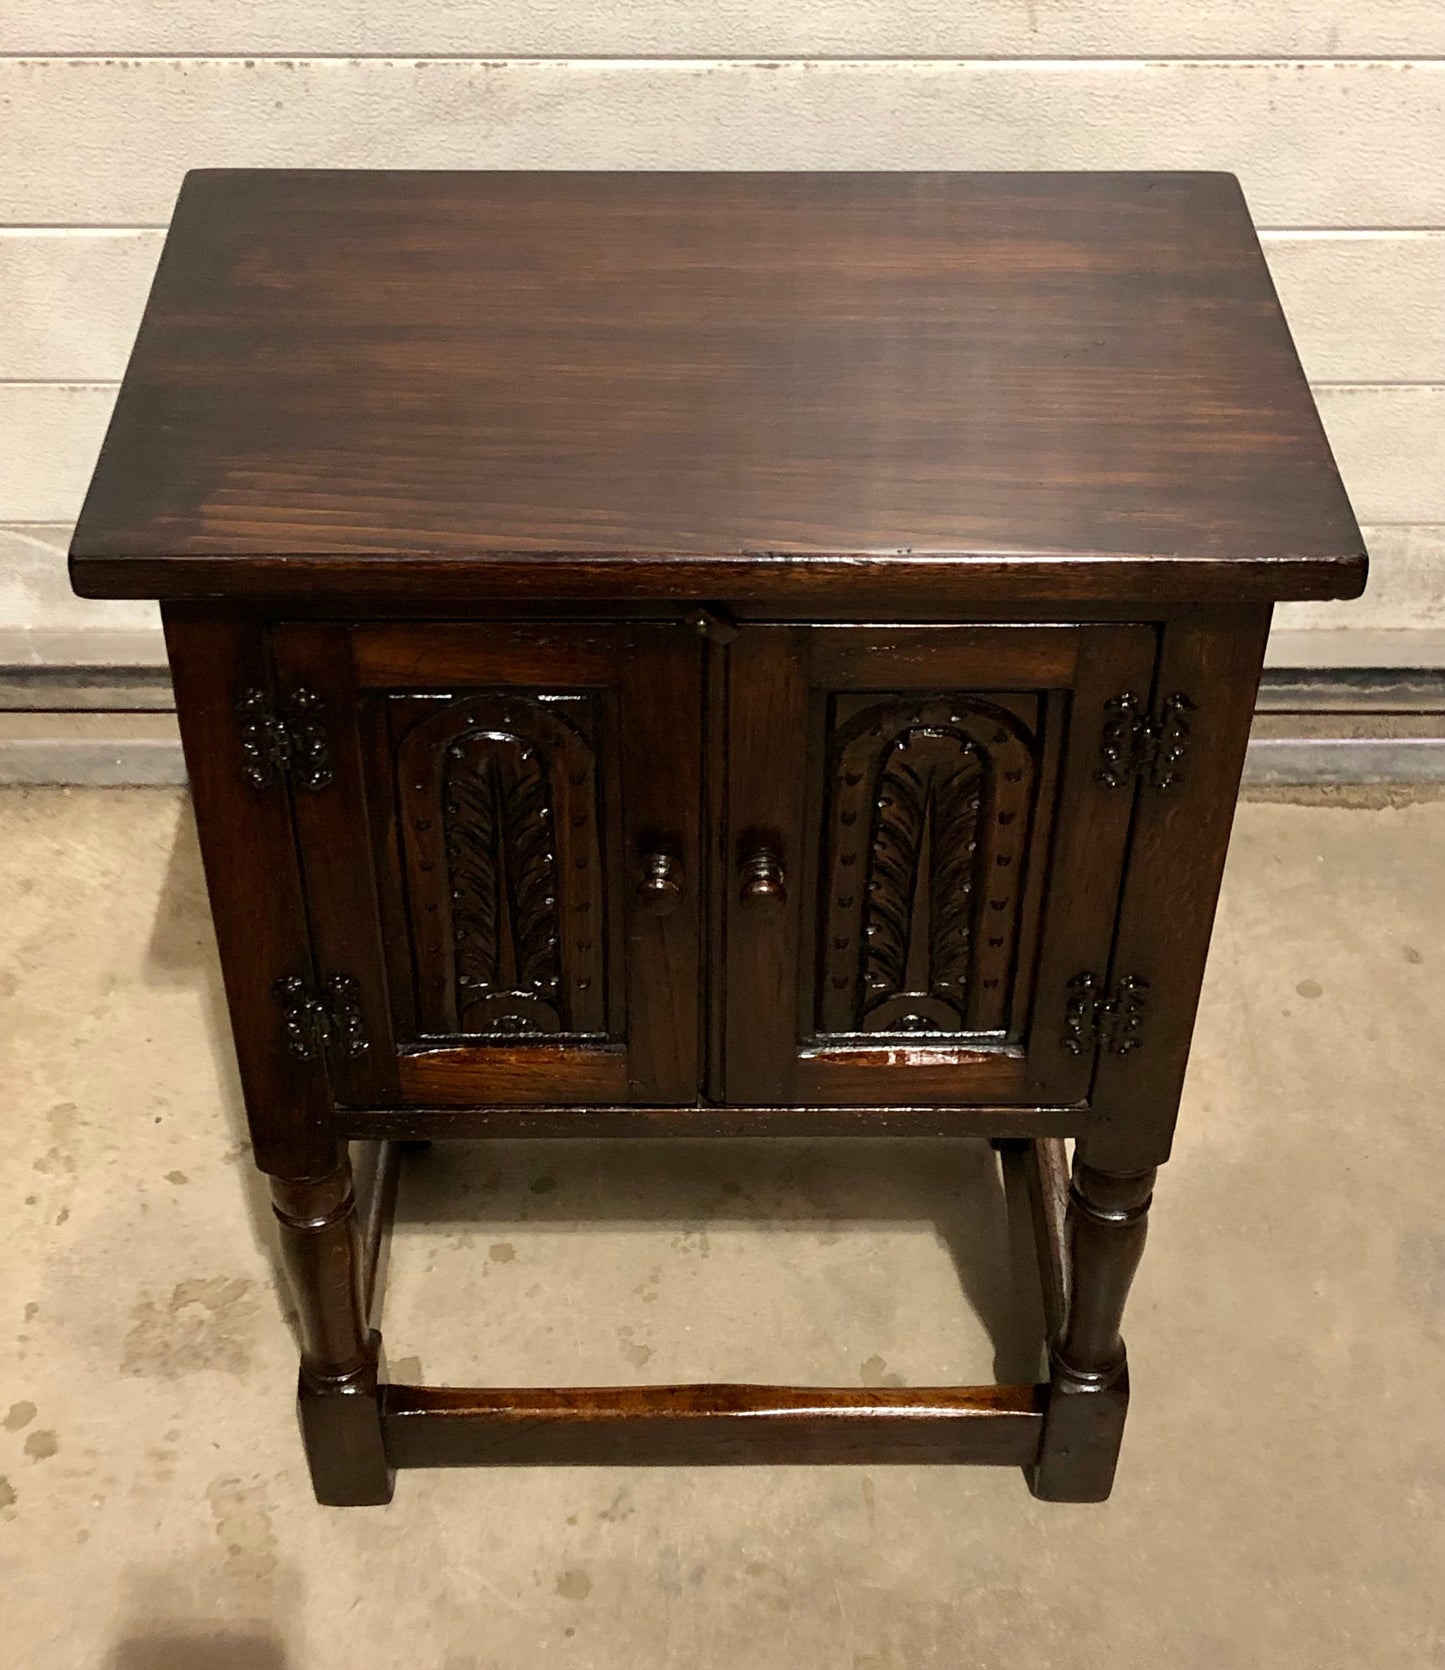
[70,170,1364,606]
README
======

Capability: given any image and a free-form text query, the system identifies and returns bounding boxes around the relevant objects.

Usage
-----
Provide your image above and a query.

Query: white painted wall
[2,10,1442,660]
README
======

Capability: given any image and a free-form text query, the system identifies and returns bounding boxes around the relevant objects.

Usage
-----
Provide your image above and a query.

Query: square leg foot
[1029,1369,1129,1503]
[297,1347,395,1507]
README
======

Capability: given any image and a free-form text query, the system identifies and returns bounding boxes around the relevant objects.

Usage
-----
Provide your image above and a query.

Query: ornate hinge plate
[1060,971,1149,1057]
[237,686,333,791]
[1096,691,1195,790]
[273,974,370,1060]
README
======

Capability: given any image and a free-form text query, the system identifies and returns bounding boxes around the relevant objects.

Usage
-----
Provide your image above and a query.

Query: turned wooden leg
[271,1155,394,1505]
[1031,1159,1156,1502]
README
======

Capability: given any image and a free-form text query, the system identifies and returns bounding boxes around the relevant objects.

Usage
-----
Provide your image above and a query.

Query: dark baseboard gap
[0,664,176,712]
[5,665,1445,785]
[6,664,1445,717]
[1257,667,1445,713]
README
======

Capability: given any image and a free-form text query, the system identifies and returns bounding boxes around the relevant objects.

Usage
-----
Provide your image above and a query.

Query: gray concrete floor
[2,786,1444,1669]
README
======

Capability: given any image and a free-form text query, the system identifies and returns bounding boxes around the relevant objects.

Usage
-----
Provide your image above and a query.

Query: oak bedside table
[70,170,1364,1506]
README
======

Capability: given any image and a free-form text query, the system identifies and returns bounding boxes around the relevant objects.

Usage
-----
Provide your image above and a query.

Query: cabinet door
[274,622,701,1107]
[723,625,1155,1106]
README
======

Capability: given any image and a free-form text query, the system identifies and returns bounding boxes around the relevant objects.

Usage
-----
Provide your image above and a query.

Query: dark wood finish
[352,1138,401,1323]
[163,604,336,1178]
[723,625,1153,1105]
[1025,1137,1071,1341]
[390,686,616,1038]
[396,1046,630,1106]
[73,172,1362,608]
[1083,606,1273,1172]
[1054,1163,1156,1383]
[1032,1160,1156,1502]
[271,1159,393,1505]
[382,1383,1044,1468]
[270,625,400,1104]
[81,172,1363,1505]
[297,621,701,1106]
[702,634,730,1101]
[82,552,1360,609]
[340,1104,1087,1141]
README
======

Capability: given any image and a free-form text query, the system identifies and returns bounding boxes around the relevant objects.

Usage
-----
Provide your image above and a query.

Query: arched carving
[395,694,607,1038]
[817,697,1039,1037]
[442,730,562,1033]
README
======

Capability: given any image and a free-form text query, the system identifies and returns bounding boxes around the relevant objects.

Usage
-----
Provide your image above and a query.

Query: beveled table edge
[69,547,1369,607]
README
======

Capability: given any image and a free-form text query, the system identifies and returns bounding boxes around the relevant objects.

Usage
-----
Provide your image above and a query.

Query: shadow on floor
[141,794,297,1337]
[108,1633,291,1670]
[393,1135,1050,1385]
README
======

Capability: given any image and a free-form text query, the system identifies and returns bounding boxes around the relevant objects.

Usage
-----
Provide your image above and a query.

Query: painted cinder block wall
[2,4,1442,661]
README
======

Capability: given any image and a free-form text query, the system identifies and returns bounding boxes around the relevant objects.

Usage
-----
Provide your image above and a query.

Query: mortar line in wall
[0,52,1443,65]
[1258,229,1445,240]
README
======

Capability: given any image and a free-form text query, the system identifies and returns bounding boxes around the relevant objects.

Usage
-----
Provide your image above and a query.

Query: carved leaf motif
[862,729,982,1030]
[863,744,929,1000]
[928,749,982,1001]
[818,694,1037,1039]
[443,733,561,1033]
[444,754,502,996]
[497,745,559,993]
[397,691,606,1041]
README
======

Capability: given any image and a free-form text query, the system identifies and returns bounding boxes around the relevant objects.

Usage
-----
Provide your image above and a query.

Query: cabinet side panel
[1083,605,1272,1171]
[1022,624,1158,1104]
[162,604,336,1177]
[272,623,400,1104]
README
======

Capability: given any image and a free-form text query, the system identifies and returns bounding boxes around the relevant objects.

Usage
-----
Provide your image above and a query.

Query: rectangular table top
[70,170,1364,607]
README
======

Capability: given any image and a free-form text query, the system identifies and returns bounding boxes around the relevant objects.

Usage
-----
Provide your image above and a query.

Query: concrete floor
[2,786,1444,1669]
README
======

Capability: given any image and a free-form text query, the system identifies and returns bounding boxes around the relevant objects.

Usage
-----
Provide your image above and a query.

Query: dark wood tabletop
[70,170,1364,606]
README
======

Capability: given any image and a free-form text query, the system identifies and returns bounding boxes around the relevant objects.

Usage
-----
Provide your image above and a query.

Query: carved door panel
[722,625,1157,1105]
[273,622,701,1107]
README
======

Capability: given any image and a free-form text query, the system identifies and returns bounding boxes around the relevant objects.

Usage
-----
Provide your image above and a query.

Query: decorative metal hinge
[1060,971,1150,1057]
[1096,691,1195,790]
[273,974,370,1060]
[237,686,333,791]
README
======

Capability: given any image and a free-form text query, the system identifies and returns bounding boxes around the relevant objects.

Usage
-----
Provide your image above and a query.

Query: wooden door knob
[738,846,786,909]
[637,852,684,916]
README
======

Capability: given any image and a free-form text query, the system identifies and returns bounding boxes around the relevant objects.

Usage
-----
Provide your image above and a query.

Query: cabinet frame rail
[353,1134,1070,1475]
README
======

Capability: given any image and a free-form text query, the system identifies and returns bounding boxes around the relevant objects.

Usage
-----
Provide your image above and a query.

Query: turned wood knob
[738,845,786,909]
[636,852,684,917]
